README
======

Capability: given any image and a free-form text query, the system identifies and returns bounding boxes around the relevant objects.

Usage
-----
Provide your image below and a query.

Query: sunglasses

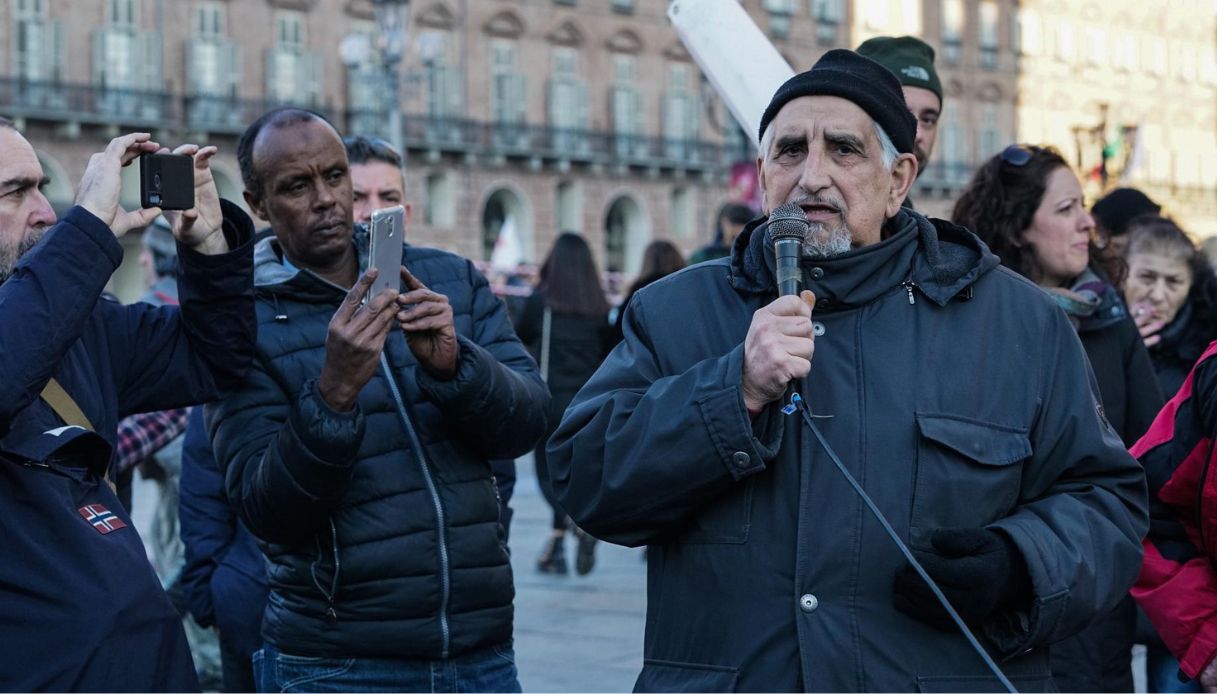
[1000,144,1034,167]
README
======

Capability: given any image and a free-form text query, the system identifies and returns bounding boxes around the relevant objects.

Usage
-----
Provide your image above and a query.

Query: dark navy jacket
[0,203,255,691]
[550,210,1147,692]
[179,406,268,666]
[208,234,549,659]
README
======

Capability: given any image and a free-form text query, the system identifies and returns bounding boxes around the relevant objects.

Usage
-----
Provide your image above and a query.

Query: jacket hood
[252,223,371,299]
[729,208,1000,307]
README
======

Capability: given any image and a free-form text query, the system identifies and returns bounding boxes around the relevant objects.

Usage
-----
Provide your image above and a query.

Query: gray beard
[801,221,852,259]
[0,227,49,283]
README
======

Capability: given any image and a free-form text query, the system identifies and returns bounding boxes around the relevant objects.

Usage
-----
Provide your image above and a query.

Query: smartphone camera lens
[153,173,162,189]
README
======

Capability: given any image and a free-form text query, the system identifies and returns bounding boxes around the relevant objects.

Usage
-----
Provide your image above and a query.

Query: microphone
[768,203,809,297]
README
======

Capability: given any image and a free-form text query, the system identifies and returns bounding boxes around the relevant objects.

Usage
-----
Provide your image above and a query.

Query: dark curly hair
[952,145,1085,282]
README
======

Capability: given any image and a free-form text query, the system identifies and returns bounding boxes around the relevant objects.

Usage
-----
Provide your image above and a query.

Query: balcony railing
[349,109,754,171]
[0,78,176,127]
[0,77,751,172]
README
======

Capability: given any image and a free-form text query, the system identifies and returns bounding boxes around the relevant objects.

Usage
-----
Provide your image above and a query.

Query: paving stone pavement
[507,454,648,693]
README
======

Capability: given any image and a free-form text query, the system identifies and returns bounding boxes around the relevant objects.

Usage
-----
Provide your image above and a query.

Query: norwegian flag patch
[78,504,127,535]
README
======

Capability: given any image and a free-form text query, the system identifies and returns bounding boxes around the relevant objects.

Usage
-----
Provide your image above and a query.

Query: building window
[15,0,64,83]
[864,0,889,31]
[940,104,967,182]
[1084,27,1107,68]
[763,0,795,38]
[556,180,581,232]
[424,32,461,119]
[107,0,136,26]
[612,0,634,13]
[276,11,304,49]
[663,63,700,156]
[670,186,693,239]
[1015,9,1042,56]
[424,172,454,227]
[899,0,921,35]
[491,40,526,125]
[194,1,223,37]
[1054,20,1075,64]
[810,0,841,43]
[611,54,640,136]
[978,1,998,69]
[978,105,1000,160]
[268,10,319,105]
[941,0,963,64]
[549,47,589,139]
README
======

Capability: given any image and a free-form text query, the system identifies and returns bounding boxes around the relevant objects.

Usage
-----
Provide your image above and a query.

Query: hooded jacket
[1132,339,1217,680]
[0,202,255,692]
[548,209,1147,692]
[207,231,549,660]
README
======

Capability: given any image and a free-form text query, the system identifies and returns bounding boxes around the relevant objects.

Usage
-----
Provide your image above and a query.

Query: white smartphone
[366,205,405,302]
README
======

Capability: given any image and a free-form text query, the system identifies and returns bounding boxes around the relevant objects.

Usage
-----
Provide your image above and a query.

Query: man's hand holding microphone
[742,203,815,415]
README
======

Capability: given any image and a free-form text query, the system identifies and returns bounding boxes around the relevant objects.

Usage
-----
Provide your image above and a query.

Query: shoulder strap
[40,378,95,432]
[540,307,552,383]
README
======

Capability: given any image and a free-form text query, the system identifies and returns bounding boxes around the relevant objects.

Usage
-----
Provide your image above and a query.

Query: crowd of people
[6,31,1217,694]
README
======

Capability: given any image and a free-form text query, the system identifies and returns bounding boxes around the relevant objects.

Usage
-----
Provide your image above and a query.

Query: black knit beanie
[757,49,917,155]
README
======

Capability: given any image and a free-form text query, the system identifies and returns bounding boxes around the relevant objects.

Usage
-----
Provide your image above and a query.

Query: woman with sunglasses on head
[954,144,1164,693]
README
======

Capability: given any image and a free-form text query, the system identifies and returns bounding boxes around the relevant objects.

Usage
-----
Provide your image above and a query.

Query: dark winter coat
[0,203,255,691]
[207,232,549,659]
[180,406,268,669]
[515,290,613,419]
[1070,281,1164,447]
[1148,303,1217,399]
[548,209,1148,692]
[1048,275,1163,693]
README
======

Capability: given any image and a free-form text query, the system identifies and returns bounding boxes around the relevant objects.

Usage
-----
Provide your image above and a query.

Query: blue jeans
[252,642,522,693]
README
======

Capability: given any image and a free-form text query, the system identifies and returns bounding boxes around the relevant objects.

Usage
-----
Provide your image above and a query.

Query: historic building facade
[2,0,1212,300]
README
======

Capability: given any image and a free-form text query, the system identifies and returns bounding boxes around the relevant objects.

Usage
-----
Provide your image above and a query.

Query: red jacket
[1132,340,1217,679]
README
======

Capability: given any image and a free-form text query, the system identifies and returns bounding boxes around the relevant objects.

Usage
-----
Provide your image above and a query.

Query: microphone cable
[785,391,1018,694]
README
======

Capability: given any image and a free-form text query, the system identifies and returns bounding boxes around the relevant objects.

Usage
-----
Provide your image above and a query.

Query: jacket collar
[729,208,999,309]
[252,223,372,298]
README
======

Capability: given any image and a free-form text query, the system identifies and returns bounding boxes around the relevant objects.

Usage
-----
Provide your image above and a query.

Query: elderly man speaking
[548,50,1146,692]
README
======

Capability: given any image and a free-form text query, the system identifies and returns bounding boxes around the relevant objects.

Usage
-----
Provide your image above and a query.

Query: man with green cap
[857,35,943,177]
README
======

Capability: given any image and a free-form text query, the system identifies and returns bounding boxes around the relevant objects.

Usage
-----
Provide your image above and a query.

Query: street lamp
[340,0,411,152]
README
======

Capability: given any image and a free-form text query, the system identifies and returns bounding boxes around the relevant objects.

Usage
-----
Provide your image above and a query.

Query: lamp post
[342,1,411,151]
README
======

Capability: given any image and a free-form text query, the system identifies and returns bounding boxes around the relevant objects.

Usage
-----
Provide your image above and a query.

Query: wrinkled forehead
[768,95,876,143]
[0,128,45,181]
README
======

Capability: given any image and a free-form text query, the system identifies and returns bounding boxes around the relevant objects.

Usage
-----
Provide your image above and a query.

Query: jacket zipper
[900,280,919,305]
[379,352,452,658]
[273,268,453,655]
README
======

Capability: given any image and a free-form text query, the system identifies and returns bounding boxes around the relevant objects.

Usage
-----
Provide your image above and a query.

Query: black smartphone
[139,153,194,210]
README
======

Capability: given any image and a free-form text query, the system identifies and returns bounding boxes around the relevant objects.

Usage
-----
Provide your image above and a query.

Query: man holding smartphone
[0,118,256,691]
[207,108,548,692]
[344,134,523,545]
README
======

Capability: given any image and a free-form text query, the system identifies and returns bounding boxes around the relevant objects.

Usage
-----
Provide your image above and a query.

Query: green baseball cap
[856,36,943,105]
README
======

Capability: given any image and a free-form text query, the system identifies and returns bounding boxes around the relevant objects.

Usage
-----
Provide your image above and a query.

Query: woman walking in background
[1123,215,1217,399]
[953,144,1163,693]
[610,240,686,346]
[516,232,615,576]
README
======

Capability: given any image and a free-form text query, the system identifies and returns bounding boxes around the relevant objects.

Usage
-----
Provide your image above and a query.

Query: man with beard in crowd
[547,50,1147,691]
[0,118,255,691]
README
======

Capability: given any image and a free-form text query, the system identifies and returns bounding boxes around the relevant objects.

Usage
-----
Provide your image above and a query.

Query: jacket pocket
[635,659,739,692]
[675,478,754,544]
[274,650,356,691]
[910,413,1031,547]
[916,674,1057,692]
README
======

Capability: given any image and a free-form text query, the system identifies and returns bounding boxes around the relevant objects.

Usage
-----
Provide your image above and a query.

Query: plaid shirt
[114,408,190,474]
